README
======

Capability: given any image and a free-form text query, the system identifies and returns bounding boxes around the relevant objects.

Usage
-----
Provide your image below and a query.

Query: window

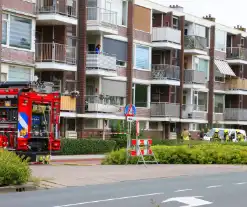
[134,84,147,107]
[8,66,32,81]
[67,119,76,131]
[194,24,206,37]
[214,94,224,113]
[2,14,7,45]
[198,58,209,80]
[2,13,32,50]
[173,17,179,29]
[122,1,128,26]
[84,119,98,129]
[193,91,207,111]
[215,29,226,51]
[149,122,158,130]
[135,45,150,69]
[214,68,225,82]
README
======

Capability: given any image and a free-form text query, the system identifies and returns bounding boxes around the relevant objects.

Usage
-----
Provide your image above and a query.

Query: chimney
[169,4,184,12]
[234,25,246,32]
[203,14,216,22]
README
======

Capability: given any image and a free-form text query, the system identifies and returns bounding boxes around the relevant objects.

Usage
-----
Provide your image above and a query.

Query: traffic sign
[127,116,135,122]
[124,104,136,117]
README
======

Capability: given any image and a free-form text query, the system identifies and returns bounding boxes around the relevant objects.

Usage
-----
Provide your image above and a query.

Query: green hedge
[0,150,31,186]
[102,143,247,165]
[61,138,116,155]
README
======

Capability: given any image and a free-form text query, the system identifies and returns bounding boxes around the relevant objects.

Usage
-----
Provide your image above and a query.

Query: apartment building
[1,0,247,139]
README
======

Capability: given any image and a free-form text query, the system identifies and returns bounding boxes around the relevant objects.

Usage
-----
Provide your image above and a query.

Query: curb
[51,158,103,163]
[0,184,37,194]
[51,163,97,166]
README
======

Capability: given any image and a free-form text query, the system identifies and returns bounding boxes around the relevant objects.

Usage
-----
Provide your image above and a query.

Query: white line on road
[234,182,247,185]
[174,189,192,192]
[53,192,164,207]
[206,185,222,189]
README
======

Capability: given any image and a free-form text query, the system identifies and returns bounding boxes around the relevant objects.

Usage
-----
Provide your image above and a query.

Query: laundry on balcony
[214,59,236,76]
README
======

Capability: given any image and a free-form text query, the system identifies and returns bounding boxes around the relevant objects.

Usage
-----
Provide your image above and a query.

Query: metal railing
[86,52,117,71]
[182,104,207,119]
[85,95,124,113]
[224,108,247,121]
[226,47,247,60]
[184,35,207,50]
[87,7,117,29]
[36,0,77,18]
[184,69,206,84]
[35,43,76,65]
[150,102,180,117]
[152,64,180,80]
[152,27,181,44]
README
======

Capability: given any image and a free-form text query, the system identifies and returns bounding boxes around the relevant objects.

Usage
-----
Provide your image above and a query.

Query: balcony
[61,95,76,112]
[226,47,247,64]
[184,69,206,85]
[184,35,207,55]
[151,64,180,85]
[225,78,247,91]
[150,102,180,118]
[86,52,117,76]
[224,108,247,121]
[35,43,76,71]
[87,7,118,34]
[36,0,77,25]
[85,95,123,114]
[152,27,181,49]
[182,104,207,120]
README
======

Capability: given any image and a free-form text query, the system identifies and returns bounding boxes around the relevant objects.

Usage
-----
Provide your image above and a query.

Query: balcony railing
[85,95,124,113]
[86,52,117,71]
[184,69,206,84]
[61,95,76,111]
[225,78,247,90]
[152,64,180,80]
[182,104,207,120]
[150,102,180,117]
[152,27,181,44]
[36,0,77,18]
[224,108,247,121]
[87,7,117,29]
[226,47,247,60]
[35,43,76,65]
[184,35,207,50]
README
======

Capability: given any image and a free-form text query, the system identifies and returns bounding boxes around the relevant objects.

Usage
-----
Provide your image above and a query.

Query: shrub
[0,150,31,186]
[61,138,116,155]
[102,143,247,165]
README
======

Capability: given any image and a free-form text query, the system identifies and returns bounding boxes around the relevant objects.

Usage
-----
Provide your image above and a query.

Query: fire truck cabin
[0,81,61,162]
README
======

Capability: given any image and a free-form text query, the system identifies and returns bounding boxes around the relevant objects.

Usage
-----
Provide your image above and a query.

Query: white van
[203,128,246,142]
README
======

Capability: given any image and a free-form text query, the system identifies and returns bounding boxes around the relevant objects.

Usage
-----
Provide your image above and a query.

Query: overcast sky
[157,0,246,28]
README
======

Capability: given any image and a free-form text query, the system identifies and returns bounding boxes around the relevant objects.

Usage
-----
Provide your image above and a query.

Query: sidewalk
[31,165,247,188]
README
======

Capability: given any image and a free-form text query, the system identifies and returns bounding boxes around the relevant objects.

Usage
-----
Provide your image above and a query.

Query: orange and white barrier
[131,148,153,156]
[131,139,152,146]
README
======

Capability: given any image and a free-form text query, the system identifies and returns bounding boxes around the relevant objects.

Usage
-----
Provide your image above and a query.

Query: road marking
[206,185,222,189]
[174,189,192,192]
[53,192,164,207]
[234,182,247,185]
[162,196,212,207]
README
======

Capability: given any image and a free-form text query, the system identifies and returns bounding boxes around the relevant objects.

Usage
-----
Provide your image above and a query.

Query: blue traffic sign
[124,104,136,116]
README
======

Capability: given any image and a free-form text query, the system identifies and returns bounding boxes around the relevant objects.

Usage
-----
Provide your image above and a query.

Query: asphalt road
[1,171,247,207]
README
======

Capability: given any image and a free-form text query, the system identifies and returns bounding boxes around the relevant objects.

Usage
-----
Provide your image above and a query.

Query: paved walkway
[50,155,105,165]
[31,165,247,188]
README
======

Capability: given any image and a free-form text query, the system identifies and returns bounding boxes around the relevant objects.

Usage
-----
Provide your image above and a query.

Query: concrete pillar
[147,85,151,108]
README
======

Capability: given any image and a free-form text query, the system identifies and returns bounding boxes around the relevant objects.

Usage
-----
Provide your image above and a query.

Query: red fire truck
[0,81,61,162]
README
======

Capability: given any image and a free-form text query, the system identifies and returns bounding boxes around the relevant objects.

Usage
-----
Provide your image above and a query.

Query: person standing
[95,44,101,54]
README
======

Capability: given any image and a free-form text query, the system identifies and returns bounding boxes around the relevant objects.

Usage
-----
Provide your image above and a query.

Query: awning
[214,59,236,76]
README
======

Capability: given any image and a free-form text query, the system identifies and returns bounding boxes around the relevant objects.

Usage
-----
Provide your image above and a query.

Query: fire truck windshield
[32,104,51,138]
